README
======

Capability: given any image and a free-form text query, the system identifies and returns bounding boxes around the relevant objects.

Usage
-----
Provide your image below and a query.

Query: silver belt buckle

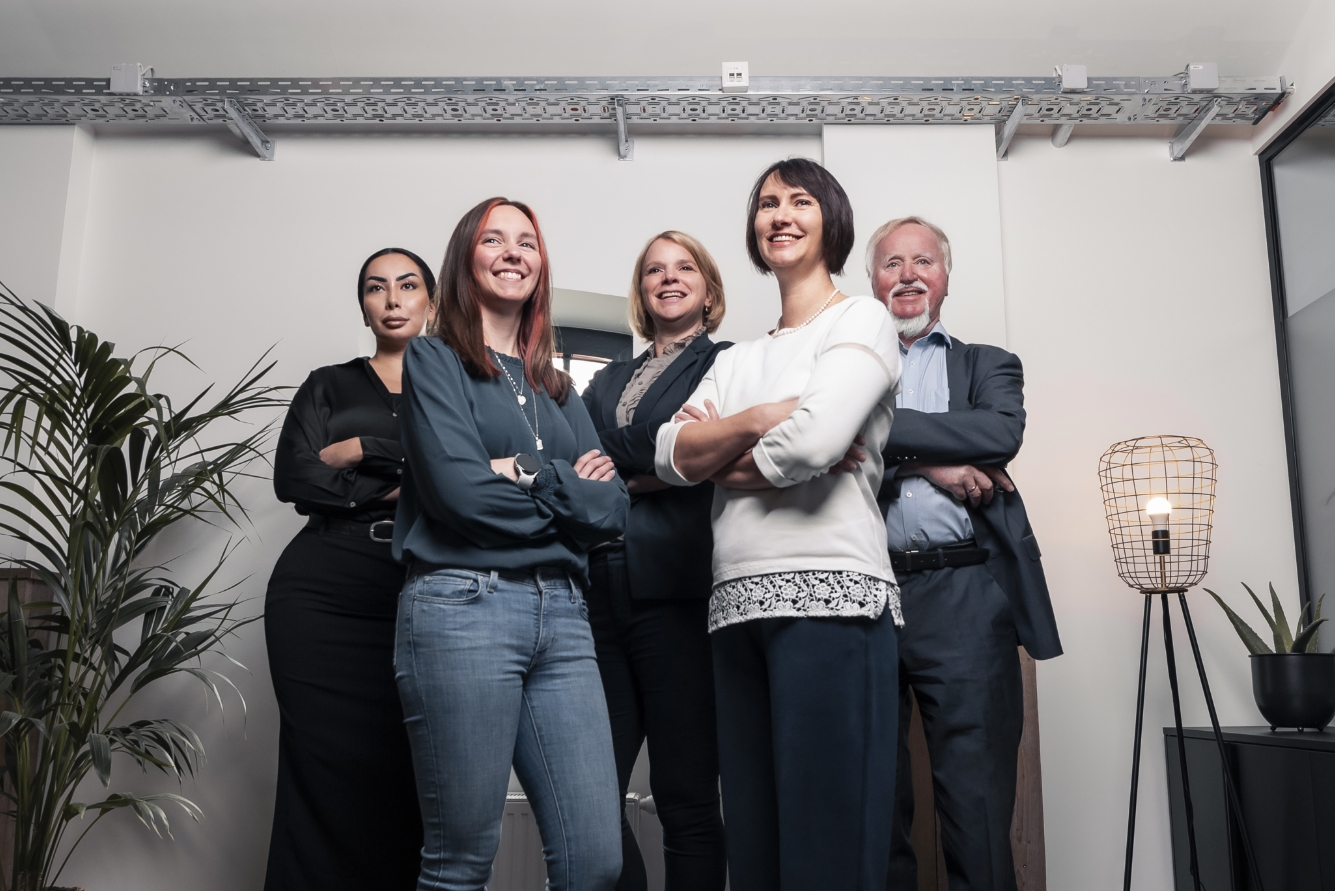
[369,520,395,543]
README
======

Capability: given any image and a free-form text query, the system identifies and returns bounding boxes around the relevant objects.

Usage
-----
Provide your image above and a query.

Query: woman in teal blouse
[393,197,629,891]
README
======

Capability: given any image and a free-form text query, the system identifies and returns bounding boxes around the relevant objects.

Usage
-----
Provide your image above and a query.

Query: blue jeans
[394,567,622,891]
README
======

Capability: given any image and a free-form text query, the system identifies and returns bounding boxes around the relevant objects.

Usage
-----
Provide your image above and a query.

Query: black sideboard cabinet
[1163,726,1335,890]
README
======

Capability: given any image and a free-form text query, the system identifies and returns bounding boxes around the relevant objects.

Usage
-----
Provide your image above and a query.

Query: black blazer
[878,338,1063,660]
[583,335,731,600]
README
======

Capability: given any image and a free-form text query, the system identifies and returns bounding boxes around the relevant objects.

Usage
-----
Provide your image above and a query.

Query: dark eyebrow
[395,272,420,281]
[365,276,388,283]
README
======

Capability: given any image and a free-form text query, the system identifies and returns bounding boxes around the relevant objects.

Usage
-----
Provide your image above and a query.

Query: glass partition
[1262,86,1335,647]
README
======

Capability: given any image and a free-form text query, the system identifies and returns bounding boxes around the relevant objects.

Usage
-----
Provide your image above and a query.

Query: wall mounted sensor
[722,62,749,93]
[1186,62,1219,92]
[110,63,151,95]
[1058,64,1088,92]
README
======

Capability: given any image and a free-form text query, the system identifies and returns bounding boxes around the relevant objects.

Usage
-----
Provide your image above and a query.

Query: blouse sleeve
[272,373,400,512]
[530,391,629,546]
[358,435,405,479]
[653,361,722,487]
[752,300,902,488]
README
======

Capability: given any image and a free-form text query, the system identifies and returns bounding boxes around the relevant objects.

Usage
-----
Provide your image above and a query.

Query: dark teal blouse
[393,337,629,582]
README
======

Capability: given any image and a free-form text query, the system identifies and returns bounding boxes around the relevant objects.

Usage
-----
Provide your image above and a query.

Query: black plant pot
[1250,652,1335,730]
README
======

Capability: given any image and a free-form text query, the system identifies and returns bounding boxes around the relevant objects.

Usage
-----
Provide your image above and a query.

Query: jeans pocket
[413,572,483,605]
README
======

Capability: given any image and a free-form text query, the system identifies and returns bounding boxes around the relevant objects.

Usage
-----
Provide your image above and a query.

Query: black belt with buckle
[890,542,989,573]
[306,514,395,543]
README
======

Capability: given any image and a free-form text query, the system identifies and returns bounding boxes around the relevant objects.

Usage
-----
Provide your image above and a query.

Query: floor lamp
[1098,436,1262,891]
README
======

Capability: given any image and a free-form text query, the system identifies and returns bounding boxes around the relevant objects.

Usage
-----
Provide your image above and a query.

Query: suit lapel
[632,336,711,426]
[945,338,971,412]
[601,355,644,430]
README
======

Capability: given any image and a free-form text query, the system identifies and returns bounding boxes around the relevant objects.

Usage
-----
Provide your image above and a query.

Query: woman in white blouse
[654,158,903,891]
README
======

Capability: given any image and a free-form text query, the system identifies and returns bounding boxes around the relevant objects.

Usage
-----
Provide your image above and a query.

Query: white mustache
[890,279,928,296]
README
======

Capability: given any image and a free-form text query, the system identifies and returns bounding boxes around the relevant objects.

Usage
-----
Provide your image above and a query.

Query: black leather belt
[306,514,395,543]
[890,543,989,573]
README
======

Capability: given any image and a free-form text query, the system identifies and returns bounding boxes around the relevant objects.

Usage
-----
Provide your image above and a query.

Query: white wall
[0,121,1297,891]
[998,127,1297,889]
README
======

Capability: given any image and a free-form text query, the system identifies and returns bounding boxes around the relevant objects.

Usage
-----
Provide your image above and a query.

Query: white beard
[893,307,933,339]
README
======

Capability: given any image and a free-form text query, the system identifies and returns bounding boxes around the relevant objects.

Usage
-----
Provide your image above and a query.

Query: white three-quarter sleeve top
[654,295,904,632]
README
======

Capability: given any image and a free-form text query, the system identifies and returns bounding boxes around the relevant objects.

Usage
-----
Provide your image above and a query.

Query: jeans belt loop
[487,570,498,594]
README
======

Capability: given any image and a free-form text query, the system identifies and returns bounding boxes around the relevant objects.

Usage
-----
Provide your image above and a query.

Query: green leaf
[1270,583,1295,652]
[1241,583,1283,652]
[89,732,112,786]
[0,710,20,736]
[1206,588,1273,655]
[1294,617,1327,654]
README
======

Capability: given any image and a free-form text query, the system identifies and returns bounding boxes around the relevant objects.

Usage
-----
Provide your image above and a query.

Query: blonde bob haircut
[864,215,953,278]
[628,231,726,341]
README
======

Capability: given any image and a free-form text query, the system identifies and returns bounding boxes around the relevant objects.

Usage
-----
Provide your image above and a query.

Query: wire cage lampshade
[1099,435,1217,593]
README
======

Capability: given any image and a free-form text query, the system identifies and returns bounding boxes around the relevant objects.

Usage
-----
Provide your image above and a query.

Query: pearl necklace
[492,349,542,451]
[771,288,840,337]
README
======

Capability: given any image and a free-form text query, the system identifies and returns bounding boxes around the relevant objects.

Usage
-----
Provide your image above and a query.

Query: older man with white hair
[868,217,1062,891]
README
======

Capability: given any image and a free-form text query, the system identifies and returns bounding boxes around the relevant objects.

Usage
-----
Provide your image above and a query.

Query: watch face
[515,453,541,475]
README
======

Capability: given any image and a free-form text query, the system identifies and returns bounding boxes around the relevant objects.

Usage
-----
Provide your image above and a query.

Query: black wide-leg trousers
[587,548,727,891]
[713,611,899,891]
[263,526,422,891]
[887,563,1024,891]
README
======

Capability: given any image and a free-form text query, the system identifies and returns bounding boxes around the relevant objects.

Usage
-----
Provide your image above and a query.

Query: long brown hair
[432,197,569,404]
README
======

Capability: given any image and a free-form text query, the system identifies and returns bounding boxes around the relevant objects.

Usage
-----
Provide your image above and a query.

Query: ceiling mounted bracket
[1168,98,1221,161]
[1051,122,1075,148]
[996,98,1025,160]
[614,98,634,161]
[223,97,274,160]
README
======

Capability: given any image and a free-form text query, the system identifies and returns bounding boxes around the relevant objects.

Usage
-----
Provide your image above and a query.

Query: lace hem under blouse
[708,570,904,633]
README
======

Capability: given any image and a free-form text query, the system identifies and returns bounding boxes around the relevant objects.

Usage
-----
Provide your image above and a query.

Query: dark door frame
[1259,82,1335,612]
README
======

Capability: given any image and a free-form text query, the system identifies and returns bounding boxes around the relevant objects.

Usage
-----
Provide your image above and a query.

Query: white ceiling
[0,0,1313,79]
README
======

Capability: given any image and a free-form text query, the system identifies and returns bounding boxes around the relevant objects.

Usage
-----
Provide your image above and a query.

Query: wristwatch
[514,453,541,490]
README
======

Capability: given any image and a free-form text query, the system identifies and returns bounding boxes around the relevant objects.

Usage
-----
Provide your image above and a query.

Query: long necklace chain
[493,350,543,451]
[772,288,840,337]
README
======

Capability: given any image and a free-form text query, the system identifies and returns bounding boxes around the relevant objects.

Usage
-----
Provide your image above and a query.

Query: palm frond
[0,282,288,891]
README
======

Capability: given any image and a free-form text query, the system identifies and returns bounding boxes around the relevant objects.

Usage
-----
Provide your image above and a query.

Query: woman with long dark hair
[393,198,629,891]
[581,230,731,891]
[655,159,904,890]
[265,247,434,891]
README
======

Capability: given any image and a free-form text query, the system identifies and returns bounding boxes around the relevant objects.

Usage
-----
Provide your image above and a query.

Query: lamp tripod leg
[1123,594,1153,891]
[1162,593,1203,891]
[1176,592,1265,891]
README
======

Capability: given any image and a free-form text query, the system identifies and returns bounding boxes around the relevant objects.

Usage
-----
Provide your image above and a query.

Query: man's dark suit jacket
[878,337,1063,660]
[582,334,731,601]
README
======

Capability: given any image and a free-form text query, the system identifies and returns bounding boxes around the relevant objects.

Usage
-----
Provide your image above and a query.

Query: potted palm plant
[0,284,284,891]
[1207,582,1335,731]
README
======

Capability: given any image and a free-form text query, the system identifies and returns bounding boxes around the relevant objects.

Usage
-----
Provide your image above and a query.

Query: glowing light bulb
[1146,497,1172,555]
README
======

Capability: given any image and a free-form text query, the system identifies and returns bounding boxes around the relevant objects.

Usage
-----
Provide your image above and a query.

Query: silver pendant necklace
[772,288,840,337]
[494,350,543,450]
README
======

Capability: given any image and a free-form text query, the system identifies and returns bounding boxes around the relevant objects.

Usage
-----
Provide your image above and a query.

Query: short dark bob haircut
[356,247,438,313]
[745,157,855,277]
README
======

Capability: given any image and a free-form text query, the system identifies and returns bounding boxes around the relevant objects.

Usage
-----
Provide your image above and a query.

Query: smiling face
[871,223,950,335]
[640,238,710,338]
[471,203,542,312]
[753,173,826,274]
[361,252,433,347]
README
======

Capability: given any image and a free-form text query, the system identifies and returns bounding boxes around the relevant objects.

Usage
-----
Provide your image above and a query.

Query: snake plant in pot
[0,284,284,891]
[1206,582,1335,731]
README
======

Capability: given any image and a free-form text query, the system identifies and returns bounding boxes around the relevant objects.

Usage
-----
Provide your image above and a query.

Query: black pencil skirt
[263,524,422,891]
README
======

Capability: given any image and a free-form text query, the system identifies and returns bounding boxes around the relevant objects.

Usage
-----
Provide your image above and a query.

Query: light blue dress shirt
[883,320,974,551]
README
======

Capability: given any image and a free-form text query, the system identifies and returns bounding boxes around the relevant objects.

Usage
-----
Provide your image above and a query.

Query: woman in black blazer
[581,231,731,891]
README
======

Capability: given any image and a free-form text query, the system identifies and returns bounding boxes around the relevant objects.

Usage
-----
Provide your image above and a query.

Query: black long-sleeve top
[392,337,629,582]
[273,358,405,523]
